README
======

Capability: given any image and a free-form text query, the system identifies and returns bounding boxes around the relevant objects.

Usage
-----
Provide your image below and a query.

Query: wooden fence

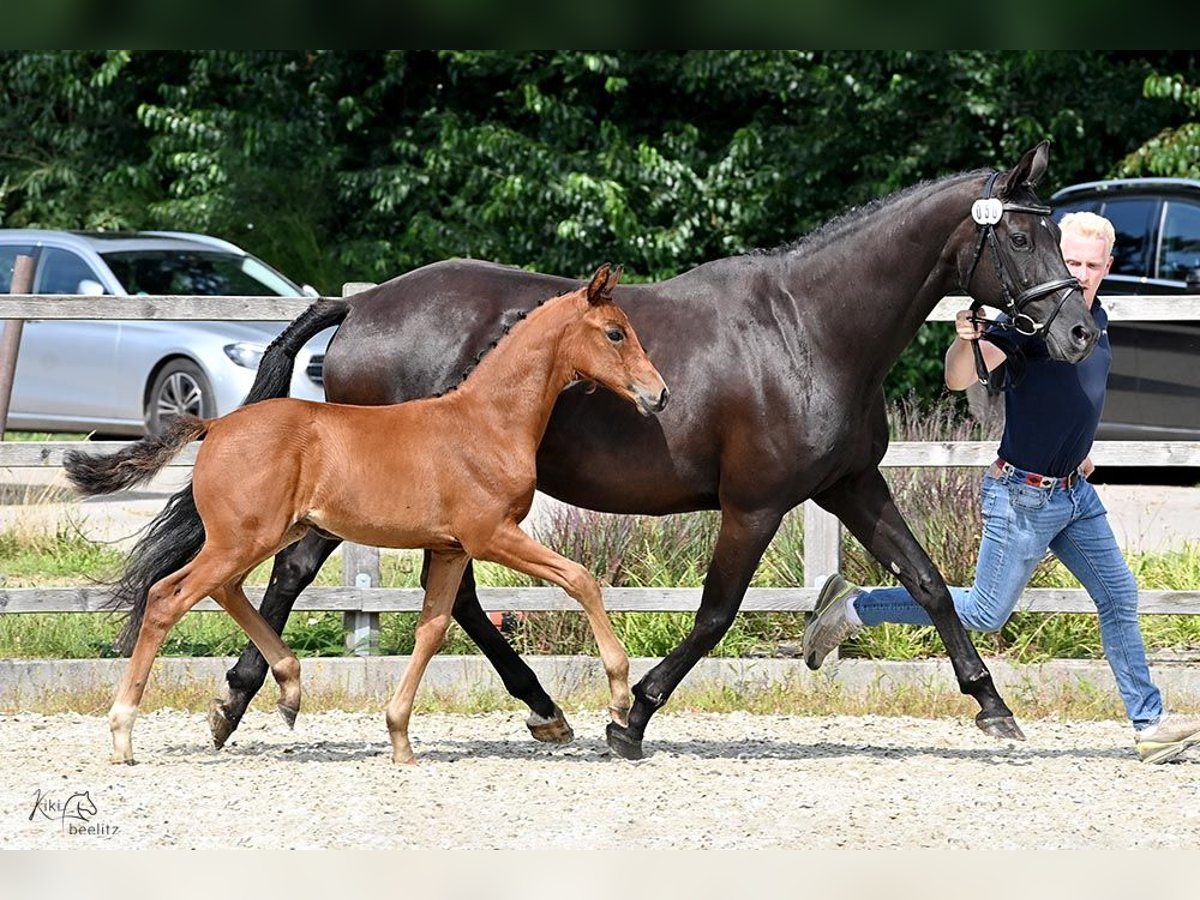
[1,290,1199,656]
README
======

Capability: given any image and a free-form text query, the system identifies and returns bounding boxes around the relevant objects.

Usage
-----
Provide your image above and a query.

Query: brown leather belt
[989,458,1081,490]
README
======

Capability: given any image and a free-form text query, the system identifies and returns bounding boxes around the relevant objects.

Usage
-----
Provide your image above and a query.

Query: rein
[961,171,1080,390]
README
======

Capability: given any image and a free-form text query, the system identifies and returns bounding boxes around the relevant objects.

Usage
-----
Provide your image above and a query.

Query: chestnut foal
[64,264,668,764]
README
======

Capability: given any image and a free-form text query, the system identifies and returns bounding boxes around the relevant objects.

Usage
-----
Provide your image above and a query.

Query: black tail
[61,416,210,651]
[241,297,351,405]
[67,298,351,654]
[109,486,208,653]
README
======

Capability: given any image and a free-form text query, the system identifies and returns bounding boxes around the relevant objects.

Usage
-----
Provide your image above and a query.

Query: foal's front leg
[385,550,471,764]
[471,523,632,726]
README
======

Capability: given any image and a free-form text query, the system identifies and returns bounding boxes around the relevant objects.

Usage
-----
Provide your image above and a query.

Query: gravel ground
[4,708,1200,850]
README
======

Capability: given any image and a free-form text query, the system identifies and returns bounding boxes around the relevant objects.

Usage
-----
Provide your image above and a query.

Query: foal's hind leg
[110,547,257,763]
[109,562,204,764]
[470,524,632,727]
[210,580,303,729]
[211,533,341,747]
[385,550,471,764]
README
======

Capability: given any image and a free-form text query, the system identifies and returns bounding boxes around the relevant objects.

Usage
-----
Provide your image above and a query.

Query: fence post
[342,541,382,656]
[802,500,842,589]
[0,255,36,439]
[338,281,383,656]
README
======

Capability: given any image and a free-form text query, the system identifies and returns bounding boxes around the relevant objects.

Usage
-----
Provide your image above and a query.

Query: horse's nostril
[1071,324,1092,346]
[657,386,670,411]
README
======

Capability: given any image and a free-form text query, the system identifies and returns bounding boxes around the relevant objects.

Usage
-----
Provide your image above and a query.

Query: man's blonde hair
[1059,211,1115,256]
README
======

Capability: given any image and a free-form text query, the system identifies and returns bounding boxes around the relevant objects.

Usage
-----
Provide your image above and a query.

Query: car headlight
[223,342,265,369]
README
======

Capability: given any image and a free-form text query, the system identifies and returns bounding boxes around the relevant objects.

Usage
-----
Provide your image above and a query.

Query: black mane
[760,168,989,258]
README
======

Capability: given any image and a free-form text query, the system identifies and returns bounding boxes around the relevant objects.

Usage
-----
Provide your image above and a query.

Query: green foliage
[2,52,1194,399]
[1115,72,1200,179]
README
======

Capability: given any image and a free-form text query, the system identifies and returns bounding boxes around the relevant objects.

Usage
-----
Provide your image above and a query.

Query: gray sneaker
[803,573,864,671]
[1135,712,1200,764]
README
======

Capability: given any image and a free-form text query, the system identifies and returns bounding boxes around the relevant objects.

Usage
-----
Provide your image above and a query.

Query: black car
[1050,178,1200,440]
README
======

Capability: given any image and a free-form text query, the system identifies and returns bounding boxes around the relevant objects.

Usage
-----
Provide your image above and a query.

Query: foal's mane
[760,168,988,258]
[432,285,575,398]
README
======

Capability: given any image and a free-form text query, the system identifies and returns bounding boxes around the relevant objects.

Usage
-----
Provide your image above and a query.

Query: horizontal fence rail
[3,293,1200,321]
[2,587,1197,616]
[2,291,1199,656]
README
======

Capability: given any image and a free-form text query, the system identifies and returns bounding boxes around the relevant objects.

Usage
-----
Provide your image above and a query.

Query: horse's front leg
[815,467,1023,740]
[209,532,341,748]
[607,505,784,760]
[444,555,574,743]
[469,525,631,731]
[385,551,471,764]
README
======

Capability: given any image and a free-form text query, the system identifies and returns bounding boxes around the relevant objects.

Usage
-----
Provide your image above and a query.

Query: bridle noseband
[962,170,1081,390]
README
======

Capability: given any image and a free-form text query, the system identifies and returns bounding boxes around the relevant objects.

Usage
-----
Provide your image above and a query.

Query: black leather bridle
[962,171,1081,390]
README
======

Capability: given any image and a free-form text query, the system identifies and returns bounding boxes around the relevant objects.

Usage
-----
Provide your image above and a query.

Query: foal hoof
[207,699,238,750]
[526,705,575,744]
[606,722,644,760]
[277,703,300,730]
[975,712,1026,742]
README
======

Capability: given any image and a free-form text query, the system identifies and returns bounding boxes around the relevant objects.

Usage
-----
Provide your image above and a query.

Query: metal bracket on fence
[342,543,382,656]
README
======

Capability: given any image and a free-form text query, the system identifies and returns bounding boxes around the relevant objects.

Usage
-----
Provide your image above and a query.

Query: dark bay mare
[116,142,1098,759]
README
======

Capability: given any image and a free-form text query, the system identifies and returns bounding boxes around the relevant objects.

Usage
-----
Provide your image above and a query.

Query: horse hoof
[976,713,1026,741]
[207,699,238,749]
[277,703,299,730]
[527,706,575,744]
[606,722,644,760]
[608,705,631,728]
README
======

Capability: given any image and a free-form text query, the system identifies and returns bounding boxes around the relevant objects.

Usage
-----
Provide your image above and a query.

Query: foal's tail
[60,298,352,654]
[63,416,209,496]
[242,297,351,405]
[62,416,210,652]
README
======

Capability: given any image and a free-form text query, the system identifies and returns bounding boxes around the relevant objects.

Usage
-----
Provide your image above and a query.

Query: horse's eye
[606,328,625,343]
[1011,232,1029,249]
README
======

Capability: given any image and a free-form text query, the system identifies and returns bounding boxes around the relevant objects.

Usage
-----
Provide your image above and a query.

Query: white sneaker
[1135,713,1200,764]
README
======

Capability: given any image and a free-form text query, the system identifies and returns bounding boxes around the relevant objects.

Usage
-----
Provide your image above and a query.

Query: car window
[0,244,37,292]
[36,247,103,294]
[1157,199,1200,282]
[101,250,297,296]
[1052,198,1102,220]
[1100,197,1159,278]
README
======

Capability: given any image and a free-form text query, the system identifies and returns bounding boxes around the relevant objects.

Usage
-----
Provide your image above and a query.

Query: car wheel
[146,359,215,435]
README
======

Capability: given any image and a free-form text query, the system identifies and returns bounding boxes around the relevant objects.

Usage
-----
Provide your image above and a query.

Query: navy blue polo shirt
[988,299,1110,478]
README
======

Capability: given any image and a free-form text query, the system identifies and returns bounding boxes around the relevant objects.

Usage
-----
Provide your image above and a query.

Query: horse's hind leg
[210,580,303,728]
[385,550,470,764]
[211,533,340,747]
[444,554,573,743]
[109,562,202,764]
[815,467,1023,740]
[470,524,631,728]
[110,547,250,763]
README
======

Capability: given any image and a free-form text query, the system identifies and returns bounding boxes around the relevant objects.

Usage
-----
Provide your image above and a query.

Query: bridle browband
[962,170,1080,390]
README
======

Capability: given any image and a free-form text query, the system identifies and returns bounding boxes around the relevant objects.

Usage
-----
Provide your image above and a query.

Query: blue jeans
[854,467,1162,729]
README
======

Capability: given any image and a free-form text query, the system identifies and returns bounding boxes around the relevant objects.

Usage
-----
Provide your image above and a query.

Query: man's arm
[945,309,1009,391]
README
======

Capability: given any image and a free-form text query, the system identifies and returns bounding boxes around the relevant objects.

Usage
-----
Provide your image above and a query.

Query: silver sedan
[0,229,332,436]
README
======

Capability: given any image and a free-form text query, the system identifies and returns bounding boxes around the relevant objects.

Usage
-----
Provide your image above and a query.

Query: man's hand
[955,308,984,342]
[1079,456,1095,479]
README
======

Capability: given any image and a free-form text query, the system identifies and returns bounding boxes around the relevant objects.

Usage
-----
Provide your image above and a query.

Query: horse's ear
[999,140,1051,197]
[603,264,623,297]
[586,263,613,306]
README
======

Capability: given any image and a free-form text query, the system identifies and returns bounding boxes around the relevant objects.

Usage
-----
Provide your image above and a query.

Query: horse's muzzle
[634,384,670,416]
